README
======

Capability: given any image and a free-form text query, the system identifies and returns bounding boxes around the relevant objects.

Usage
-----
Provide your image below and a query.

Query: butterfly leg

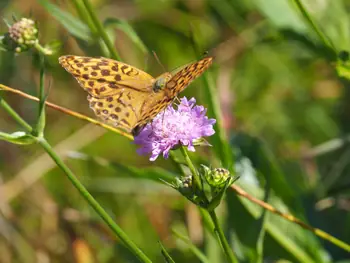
[160,110,168,136]
[174,96,181,105]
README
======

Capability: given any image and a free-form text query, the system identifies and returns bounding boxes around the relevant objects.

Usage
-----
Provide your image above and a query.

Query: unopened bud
[2,18,38,53]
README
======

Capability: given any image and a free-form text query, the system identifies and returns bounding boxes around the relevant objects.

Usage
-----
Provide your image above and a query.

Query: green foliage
[1,0,350,262]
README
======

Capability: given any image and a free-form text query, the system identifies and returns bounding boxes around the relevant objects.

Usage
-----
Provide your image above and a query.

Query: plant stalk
[37,138,152,263]
[0,96,152,263]
[179,146,238,263]
[81,0,121,60]
[209,210,238,263]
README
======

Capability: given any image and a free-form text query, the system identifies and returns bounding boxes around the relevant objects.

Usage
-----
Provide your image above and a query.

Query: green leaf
[306,0,350,51]
[231,133,295,204]
[253,0,307,32]
[37,0,93,42]
[0,131,36,145]
[226,164,327,263]
[104,18,148,54]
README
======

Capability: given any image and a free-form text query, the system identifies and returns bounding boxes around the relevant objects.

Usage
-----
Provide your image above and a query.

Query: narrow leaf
[104,18,148,54]
[0,131,36,145]
[37,0,93,42]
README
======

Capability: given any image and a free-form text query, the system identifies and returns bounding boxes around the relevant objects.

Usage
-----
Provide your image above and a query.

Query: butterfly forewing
[165,56,213,98]
[59,55,155,98]
[136,56,213,127]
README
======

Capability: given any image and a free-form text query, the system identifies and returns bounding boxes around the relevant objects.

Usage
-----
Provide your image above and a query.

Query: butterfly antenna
[189,22,202,59]
[144,54,149,71]
[188,23,213,60]
[161,110,166,135]
[152,50,167,72]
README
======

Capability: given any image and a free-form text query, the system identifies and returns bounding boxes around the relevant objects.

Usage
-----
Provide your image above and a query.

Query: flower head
[1,18,53,55]
[134,97,216,161]
[2,18,38,53]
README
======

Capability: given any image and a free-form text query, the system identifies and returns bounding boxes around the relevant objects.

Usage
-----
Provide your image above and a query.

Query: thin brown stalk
[0,84,133,140]
[230,185,350,252]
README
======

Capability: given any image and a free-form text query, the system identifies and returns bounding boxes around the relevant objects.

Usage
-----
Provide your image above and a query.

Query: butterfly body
[59,55,213,135]
[153,72,172,93]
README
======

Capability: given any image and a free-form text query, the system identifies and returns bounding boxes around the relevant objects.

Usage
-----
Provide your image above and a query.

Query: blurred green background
[0,0,350,262]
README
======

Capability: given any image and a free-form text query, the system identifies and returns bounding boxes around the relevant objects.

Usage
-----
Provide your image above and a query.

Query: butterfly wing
[59,55,157,132]
[134,56,214,131]
[87,91,151,132]
[59,55,213,134]
[165,56,213,98]
[59,55,155,97]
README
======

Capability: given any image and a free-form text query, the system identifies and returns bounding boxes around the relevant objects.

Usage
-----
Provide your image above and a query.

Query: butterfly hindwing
[87,86,153,132]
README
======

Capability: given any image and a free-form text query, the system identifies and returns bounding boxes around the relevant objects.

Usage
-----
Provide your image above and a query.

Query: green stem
[177,147,238,263]
[70,0,110,58]
[81,0,121,60]
[180,146,202,191]
[209,210,238,263]
[38,58,45,103]
[202,73,233,171]
[0,97,152,263]
[70,0,97,33]
[35,57,46,137]
[291,0,336,52]
[34,42,53,56]
[0,96,32,132]
[37,137,152,263]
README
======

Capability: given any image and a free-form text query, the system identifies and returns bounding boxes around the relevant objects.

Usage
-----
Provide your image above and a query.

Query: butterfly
[59,55,213,136]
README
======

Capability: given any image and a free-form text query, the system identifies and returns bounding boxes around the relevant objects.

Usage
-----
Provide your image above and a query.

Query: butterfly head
[153,72,172,93]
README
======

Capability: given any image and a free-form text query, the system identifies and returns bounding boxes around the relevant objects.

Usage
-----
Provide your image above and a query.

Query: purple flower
[134,97,216,161]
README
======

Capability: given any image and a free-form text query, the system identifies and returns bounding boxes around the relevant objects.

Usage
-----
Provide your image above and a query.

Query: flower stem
[178,147,238,263]
[209,210,238,263]
[34,42,52,56]
[81,0,121,61]
[70,0,97,34]
[180,146,202,191]
[37,138,152,263]
[0,97,152,263]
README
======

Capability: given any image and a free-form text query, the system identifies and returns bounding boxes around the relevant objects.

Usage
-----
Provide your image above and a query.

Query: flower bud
[210,168,231,187]
[2,18,38,53]
[165,175,209,208]
[201,165,231,188]
[200,165,239,211]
